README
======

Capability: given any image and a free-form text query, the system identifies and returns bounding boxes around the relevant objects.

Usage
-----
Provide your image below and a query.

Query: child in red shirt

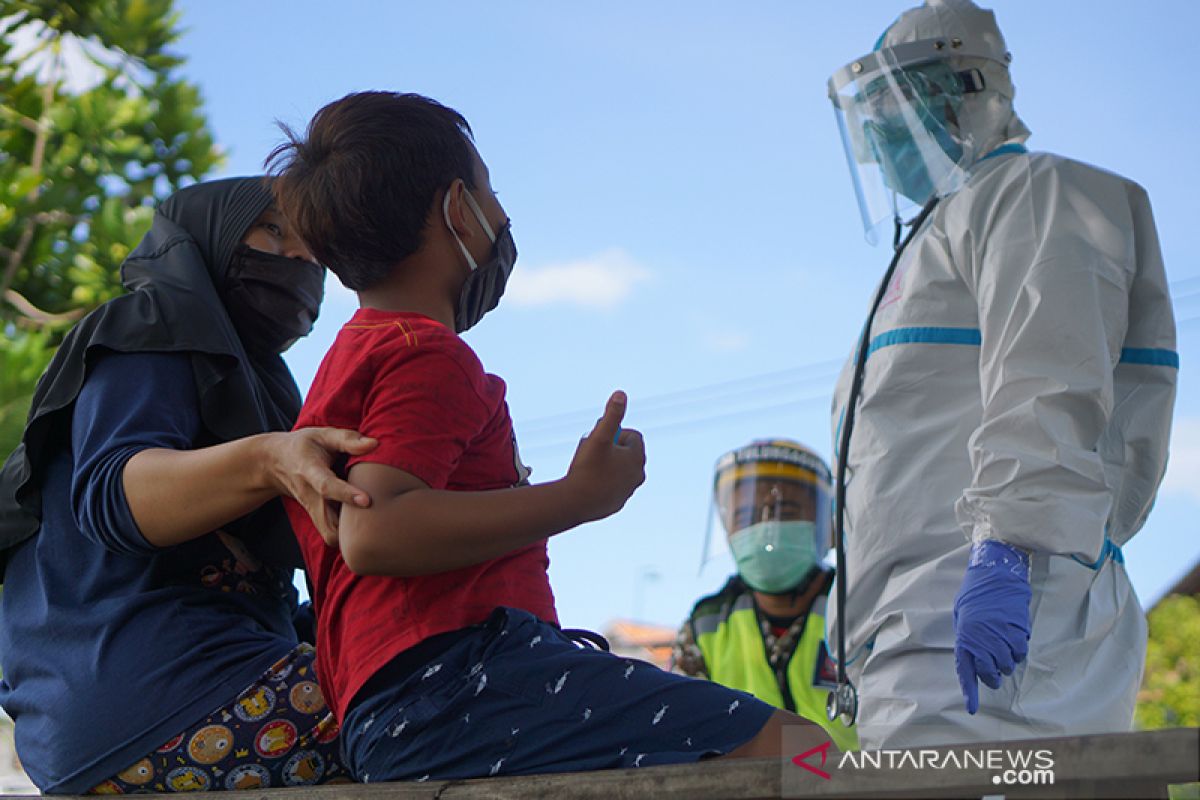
[272,91,825,782]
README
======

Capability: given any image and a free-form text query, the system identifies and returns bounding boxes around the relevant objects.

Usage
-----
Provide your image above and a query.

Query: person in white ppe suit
[824,0,1177,748]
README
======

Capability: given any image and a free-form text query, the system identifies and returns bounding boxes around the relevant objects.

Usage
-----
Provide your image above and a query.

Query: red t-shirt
[285,308,558,721]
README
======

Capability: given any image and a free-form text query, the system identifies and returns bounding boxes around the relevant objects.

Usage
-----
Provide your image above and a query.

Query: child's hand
[565,391,646,522]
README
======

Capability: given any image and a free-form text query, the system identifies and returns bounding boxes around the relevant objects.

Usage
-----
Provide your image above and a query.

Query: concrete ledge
[23,727,1199,800]
[785,727,1200,799]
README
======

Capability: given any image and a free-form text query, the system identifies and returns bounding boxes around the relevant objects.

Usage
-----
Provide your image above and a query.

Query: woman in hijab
[0,177,372,793]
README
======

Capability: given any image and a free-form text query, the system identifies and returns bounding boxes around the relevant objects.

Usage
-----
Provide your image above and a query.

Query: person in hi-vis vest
[671,439,857,751]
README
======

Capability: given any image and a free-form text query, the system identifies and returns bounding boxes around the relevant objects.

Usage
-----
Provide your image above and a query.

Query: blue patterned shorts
[88,644,350,793]
[340,607,775,782]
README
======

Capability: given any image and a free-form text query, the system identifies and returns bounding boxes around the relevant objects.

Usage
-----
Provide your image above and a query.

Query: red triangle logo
[791,740,833,780]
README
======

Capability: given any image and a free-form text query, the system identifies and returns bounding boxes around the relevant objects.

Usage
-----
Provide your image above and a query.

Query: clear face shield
[702,442,832,595]
[829,41,986,245]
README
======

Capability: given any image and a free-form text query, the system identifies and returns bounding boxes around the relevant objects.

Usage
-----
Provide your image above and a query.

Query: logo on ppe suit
[878,259,908,310]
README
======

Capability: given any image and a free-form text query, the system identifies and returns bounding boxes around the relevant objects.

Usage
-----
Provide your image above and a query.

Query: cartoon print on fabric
[116,759,154,785]
[254,720,298,759]
[282,751,325,786]
[314,715,340,744]
[236,686,276,722]
[289,681,326,714]
[224,763,271,790]
[87,645,349,794]
[167,766,210,792]
[156,733,185,753]
[187,725,234,765]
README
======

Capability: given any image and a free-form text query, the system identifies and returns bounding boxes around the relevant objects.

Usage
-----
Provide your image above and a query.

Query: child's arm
[336,391,645,577]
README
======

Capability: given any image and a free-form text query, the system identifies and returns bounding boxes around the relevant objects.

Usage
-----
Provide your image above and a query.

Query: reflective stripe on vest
[694,592,858,751]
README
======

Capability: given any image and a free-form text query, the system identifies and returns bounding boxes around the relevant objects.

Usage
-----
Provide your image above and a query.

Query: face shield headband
[699,442,833,592]
[829,39,991,244]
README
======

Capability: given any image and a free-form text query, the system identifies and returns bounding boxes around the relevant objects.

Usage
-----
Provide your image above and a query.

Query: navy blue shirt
[0,352,298,793]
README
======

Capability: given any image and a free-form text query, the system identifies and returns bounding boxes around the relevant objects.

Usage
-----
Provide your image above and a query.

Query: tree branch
[0,104,44,135]
[1,219,38,301]
[0,47,59,301]
[3,289,84,326]
[32,210,75,226]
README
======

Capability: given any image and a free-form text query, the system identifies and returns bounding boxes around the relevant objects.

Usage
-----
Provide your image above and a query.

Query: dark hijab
[0,177,307,575]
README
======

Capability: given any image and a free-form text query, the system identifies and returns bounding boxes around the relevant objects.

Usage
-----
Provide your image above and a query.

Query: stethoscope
[826,197,940,728]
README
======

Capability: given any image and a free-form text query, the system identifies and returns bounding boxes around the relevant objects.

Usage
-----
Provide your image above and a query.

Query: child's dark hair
[267,91,477,290]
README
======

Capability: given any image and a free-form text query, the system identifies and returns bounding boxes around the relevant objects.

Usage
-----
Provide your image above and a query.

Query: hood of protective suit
[878,0,1031,156]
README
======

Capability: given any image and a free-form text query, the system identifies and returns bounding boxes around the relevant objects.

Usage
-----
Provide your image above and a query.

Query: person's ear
[443,179,476,241]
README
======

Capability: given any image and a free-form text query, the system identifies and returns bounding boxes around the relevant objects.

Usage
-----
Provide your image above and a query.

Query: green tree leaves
[0,0,220,456]
[0,326,53,455]
[1137,593,1200,729]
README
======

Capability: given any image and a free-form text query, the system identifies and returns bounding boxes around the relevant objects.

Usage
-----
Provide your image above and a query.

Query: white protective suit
[827,0,1178,749]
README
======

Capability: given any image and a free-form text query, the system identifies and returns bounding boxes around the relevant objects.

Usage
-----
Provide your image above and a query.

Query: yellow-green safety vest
[692,582,858,751]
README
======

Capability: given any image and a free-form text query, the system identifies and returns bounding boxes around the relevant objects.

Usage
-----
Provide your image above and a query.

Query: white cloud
[505,248,650,310]
[703,330,751,354]
[1161,417,1200,504]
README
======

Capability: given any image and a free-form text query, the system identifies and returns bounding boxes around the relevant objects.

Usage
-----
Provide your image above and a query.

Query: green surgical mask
[729,520,819,594]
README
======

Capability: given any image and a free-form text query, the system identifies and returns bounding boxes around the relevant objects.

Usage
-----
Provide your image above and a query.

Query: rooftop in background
[1157,560,1200,606]
[602,619,676,670]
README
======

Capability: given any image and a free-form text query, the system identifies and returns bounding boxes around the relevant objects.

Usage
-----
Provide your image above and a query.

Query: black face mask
[223,244,324,354]
[455,222,517,334]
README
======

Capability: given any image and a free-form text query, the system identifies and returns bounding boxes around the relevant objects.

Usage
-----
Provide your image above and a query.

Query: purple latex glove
[953,539,1032,714]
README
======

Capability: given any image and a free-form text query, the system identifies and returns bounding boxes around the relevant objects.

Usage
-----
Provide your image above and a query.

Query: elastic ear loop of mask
[442,182,497,272]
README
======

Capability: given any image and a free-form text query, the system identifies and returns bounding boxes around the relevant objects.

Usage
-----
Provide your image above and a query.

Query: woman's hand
[262,428,377,546]
[122,429,376,549]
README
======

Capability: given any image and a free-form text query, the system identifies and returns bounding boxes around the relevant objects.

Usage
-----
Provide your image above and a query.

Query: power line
[520,389,833,454]
[1170,275,1200,292]
[517,368,844,439]
[518,357,843,434]
[514,278,1199,452]
[519,312,1194,440]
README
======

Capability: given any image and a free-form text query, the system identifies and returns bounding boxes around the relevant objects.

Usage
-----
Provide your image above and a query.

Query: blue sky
[177,1,1200,633]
